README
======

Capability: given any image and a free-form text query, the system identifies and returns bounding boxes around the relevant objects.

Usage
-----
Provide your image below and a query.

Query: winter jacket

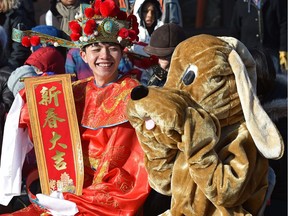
[7,47,66,97]
[0,8,35,70]
[0,70,14,154]
[24,47,65,75]
[161,0,183,26]
[261,73,287,202]
[230,0,287,53]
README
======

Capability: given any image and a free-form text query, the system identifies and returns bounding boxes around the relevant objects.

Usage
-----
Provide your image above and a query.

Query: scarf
[56,2,80,35]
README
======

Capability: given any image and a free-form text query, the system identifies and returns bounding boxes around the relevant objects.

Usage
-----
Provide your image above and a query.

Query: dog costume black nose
[131,85,149,100]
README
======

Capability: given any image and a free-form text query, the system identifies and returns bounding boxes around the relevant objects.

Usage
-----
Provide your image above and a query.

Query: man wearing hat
[144,23,186,86]
[0,0,150,215]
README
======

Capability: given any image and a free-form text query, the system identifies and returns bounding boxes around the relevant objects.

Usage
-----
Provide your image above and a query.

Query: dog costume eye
[182,64,198,85]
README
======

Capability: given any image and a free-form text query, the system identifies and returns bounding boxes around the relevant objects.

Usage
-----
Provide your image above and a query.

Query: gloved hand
[7,65,37,96]
[36,191,78,216]
[279,51,288,72]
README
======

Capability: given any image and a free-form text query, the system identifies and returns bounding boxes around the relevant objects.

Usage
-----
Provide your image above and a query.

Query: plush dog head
[127,34,284,159]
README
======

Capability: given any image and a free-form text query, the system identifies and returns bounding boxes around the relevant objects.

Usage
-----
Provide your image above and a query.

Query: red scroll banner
[24,74,83,195]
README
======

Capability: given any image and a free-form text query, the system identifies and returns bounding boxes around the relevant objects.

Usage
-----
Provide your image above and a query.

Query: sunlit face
[80,43,122,86]
[143,3,156,27]
[61,0,78,6]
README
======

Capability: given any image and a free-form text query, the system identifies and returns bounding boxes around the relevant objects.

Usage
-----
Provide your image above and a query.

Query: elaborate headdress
[12,0,140,49]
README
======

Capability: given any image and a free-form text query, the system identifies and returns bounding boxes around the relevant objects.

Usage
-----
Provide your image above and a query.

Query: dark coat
[0,70,14,155]
[261,73,287,215]
[0,8,35,70]
[230,0,287,53]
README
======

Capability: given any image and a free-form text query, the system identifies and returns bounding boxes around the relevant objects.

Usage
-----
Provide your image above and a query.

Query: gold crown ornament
[12,0,140,49]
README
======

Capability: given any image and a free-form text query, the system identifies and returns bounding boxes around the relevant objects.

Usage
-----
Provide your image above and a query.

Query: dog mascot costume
[126,34,284,216]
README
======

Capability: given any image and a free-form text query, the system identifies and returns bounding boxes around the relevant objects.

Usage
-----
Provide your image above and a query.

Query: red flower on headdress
[127,14,139,34]
[84,19,97,35]
[30,36,40,46]
[69,20,82,34]
[126,14,137,23]
[70,32,81,41]
[21,36,31,47]
[118,28,129,39]
[100,0,120,17]
[84,7,95,19]
[128,30,138,41]
[93,0,101,15]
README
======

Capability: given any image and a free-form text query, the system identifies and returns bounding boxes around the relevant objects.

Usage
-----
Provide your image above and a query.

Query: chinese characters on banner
[24,74,83,195]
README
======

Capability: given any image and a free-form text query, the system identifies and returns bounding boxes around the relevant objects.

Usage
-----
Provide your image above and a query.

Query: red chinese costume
[4,74,150,216]
[0,0,150,215]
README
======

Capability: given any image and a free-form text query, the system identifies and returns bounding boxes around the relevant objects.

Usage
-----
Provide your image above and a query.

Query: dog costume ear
[219,36,284,159]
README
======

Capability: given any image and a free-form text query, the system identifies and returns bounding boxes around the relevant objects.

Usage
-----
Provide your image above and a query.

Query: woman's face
[80,43,122,87]
[142,2,156,27]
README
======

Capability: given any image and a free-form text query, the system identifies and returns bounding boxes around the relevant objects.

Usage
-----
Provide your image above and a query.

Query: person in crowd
[0,71,14,213]
[0,26,14,156]
[136,23,186,215]
[65,47,133,81]
[249,47,287,216]
[0,0,35,70]
[7,46,66,97]
[0,25,14,214]
[0,0,150,215]
[0,44,67,214]
[19,0,36,27]
[230,0,287,73]
[39,0,89,35]
[124,23,186,87]
[130,0,163,56]
[143,22,186,86]
[159,0,183,27]
[63,1,134,81]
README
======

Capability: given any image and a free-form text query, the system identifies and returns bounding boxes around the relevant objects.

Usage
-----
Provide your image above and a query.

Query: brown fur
[126,35,279,215]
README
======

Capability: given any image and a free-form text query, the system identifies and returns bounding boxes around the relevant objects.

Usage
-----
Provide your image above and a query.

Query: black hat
[144,23,186,57]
